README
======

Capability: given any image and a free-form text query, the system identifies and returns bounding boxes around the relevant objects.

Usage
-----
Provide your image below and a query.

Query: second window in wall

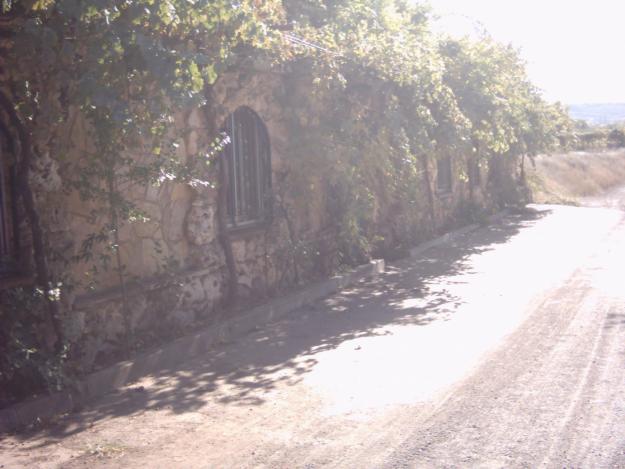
[222,106,272,229]
[0,136,18,276]
[436,155,452,193]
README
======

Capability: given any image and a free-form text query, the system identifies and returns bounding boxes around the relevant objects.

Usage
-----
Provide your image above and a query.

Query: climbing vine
[0,0,570,400]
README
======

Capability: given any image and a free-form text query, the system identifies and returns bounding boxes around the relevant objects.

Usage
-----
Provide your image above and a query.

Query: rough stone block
[186,202,216,246]
[181,277,207,306]
[168,309,196,329]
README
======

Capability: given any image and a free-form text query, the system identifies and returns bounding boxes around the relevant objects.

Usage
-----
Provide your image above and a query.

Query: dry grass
[527,149,625,204]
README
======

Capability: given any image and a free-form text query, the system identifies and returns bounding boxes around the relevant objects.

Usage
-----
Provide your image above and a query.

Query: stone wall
[1,66,500,374]
[34,70,339,371]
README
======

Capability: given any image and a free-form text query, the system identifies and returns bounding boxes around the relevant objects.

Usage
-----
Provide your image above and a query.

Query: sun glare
[428,0,625,104]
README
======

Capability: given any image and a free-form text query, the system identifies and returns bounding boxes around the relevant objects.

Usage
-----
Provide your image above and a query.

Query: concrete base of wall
[0,210,509,433]
[0,259,384,433]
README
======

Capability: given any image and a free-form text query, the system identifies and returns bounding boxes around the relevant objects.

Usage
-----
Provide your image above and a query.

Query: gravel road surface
[2,197,625,468]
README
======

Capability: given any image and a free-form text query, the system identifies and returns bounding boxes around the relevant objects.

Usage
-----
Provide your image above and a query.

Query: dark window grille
[436,155,453,193]
[223,107,272,228]
[471,159,481,186]
[0,138,17,275]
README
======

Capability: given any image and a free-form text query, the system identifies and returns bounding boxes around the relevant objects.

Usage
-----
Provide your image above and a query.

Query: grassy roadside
[527,149,625,204]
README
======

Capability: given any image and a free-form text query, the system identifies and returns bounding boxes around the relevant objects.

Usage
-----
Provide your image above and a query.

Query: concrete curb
[409,209,510,259]
[409,223,480,258]
[0,259,385,434]
[1,209,512,433]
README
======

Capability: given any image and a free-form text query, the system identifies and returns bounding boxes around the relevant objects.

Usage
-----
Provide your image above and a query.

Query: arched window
[222,107,272,229]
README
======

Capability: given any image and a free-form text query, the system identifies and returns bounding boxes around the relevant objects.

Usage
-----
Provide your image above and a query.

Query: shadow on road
[604,312,625,330]
[6,207,550,446]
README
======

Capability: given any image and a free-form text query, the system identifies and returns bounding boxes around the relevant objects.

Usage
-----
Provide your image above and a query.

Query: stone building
[0,63,513,375]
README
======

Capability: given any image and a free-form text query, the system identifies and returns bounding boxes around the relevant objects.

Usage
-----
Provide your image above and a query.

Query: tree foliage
[0,0,570,398]
[2,0,568,263]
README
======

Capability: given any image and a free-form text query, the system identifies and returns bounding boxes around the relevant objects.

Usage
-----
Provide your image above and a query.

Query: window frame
[436,154,453,194]
[470,158,481,187]
[222,106,272,231]
[0,135,20,278]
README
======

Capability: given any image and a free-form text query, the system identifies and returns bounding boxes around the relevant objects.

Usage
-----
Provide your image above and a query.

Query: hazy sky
[427,0,625,104]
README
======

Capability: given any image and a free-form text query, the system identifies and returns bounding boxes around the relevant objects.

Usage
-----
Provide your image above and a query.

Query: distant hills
[568,103,625,125]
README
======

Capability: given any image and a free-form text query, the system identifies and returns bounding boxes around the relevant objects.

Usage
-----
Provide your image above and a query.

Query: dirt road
[3,199,625,468]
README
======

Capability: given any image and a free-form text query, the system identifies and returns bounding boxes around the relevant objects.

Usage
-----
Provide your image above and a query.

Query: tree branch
[0,88,62,351]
